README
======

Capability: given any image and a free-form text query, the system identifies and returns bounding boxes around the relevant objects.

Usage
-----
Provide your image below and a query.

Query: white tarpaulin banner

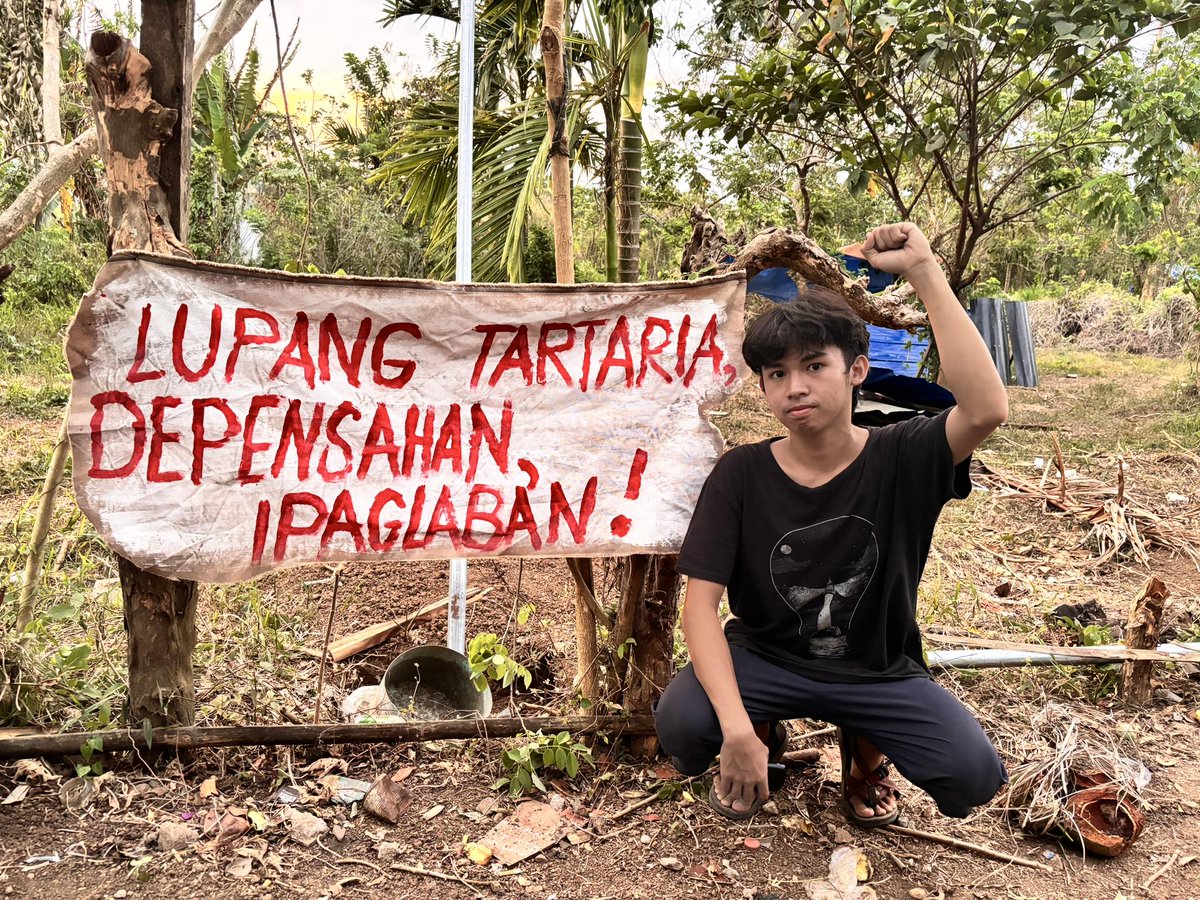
[66,254,748,582]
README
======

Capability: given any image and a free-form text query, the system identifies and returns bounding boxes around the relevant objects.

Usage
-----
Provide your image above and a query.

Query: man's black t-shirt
[677,411,971,683]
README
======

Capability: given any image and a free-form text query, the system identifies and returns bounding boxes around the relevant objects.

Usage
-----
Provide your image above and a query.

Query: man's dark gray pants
[653,645,1007,818]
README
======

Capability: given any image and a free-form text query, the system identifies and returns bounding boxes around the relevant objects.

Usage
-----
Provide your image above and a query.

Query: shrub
[0,227,104,308]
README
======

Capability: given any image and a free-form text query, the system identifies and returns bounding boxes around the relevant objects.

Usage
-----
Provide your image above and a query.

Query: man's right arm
[683,577,770,813]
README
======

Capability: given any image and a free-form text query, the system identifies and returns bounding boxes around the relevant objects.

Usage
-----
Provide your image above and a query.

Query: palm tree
[372,0,655,283]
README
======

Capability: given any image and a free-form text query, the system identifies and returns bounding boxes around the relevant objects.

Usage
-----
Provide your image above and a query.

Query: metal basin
[382,644,492,720]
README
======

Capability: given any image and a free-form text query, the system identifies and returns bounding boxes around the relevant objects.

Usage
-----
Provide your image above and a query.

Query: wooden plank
[0,715,657,759]
[324,587,490,662]
[138,0,194,239]
[923,632,1193,663]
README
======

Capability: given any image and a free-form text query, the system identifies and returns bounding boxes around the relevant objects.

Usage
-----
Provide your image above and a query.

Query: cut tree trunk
[1120,577,1169,705]
[0,0,261,256]
[625,555,681,757]
[85,32,191,257]
[85,24,198,729]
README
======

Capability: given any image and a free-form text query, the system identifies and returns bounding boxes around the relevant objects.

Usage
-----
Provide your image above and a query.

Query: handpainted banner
[65,253,748,582]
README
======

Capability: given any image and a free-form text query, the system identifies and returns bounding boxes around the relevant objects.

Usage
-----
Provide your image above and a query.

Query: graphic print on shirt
[769,516,878,659]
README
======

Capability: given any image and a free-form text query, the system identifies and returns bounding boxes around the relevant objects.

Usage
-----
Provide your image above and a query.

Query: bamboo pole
[15,413,70,631]
[0,715,657,759]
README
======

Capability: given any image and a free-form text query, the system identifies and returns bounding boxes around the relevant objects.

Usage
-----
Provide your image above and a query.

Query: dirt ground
[3,356,1200,900]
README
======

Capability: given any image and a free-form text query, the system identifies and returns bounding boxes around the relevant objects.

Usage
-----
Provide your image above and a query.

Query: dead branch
[0,715,658,760]
[884,824,1053,872]
[725,227,928,331]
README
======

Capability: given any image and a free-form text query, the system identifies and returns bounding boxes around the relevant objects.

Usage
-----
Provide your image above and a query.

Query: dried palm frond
[975,457,1200,570]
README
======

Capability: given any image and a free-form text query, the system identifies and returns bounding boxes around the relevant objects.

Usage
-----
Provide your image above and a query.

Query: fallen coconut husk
[1001,708,1149,857]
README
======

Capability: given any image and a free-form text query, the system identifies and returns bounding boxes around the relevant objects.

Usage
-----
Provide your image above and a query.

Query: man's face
[759,346,868,434]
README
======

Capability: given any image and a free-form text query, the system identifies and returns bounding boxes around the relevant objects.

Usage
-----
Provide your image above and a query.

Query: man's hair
[741,287,870,407]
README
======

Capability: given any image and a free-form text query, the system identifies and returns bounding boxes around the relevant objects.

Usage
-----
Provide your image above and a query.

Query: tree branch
[41,0,63,147]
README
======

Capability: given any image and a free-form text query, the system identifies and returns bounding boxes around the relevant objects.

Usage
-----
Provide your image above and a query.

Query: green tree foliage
[0,227,103,307]
[190,49,271,262]
[668,1,1200,294]
[250,150,429,277]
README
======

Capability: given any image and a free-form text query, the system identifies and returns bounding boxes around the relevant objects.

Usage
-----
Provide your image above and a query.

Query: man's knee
[923,742,1007,818]
[652,670,720,773]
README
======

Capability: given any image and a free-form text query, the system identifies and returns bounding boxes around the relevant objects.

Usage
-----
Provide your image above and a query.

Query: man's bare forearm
[907,261,1008,429]
[682,589,754,739]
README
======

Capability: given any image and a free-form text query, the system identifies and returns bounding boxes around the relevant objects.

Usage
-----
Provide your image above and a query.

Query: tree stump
[85,26,198,729]
[1120,577,1169,705]
[84,32,191,257]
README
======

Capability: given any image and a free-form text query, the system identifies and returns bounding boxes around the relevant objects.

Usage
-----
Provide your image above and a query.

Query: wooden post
[85,12,199,728]
[139,0,195,241]
[540,0,600,705]
[625,555,680,757]
[1120,577,1169,705]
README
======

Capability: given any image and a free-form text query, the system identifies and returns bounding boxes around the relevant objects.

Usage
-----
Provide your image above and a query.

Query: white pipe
[927,642,1200,670]
[448,0,476,655]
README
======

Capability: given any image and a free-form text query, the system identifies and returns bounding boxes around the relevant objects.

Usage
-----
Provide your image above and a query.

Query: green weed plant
[495,729,593,796]
[467,632,531,693]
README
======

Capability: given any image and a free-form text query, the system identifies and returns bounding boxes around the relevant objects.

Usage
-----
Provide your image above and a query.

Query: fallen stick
[323,587,489,661]
[884,823,1053,872]
[794,725,837,741]
[390,861,487,888]
[603,790,664,823]
[0,714,657,759]
[1143,850,1179,891]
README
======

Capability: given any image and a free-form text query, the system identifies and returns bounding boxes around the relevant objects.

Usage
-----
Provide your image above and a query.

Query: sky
[88,0,702,129]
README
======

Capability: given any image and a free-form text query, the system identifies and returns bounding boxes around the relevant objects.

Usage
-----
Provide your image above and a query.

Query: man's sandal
[837,726,901,828]
[707,721,789,821]
[707,782,764,820]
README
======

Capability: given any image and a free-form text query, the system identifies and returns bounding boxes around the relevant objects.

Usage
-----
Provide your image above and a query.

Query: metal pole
[927,642,1200,670]
[448,0,475,654]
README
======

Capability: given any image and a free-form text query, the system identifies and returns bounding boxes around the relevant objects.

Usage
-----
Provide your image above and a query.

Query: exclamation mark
[610,449,648,537]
